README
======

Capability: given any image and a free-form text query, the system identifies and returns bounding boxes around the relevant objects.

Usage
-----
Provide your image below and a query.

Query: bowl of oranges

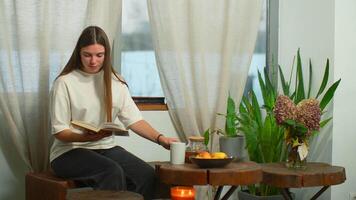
[189,151,234,168]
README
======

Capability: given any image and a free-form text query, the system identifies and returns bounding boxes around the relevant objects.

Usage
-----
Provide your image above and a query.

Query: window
[120,0,162,97]
[117,0,274,109]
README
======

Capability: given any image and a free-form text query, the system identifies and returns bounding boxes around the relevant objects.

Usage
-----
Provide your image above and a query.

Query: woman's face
[80,44,105,74]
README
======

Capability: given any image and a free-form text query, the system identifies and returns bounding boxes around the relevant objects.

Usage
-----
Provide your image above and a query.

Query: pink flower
[296,98,321,132]
[274,95,296,125]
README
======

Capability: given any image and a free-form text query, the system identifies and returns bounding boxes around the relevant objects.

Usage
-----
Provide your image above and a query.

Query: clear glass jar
[188,136,206,152]
[185,136,207,163]
[285,142,308,170]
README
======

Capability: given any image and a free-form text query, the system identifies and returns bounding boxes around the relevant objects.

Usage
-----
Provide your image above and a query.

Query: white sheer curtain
[148,0,262,148]
[0,0,121,174]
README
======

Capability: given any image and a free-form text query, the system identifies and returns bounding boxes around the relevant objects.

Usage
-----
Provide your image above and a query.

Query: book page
[101,122,129,136]
[71,121,129,136]
[71,120,101,132]
[101,122,124,129]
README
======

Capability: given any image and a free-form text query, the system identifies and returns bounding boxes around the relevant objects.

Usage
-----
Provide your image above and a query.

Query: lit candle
[171,186,195,200]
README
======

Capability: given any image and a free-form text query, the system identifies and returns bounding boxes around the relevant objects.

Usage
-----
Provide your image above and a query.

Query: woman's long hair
[57,26,125,122]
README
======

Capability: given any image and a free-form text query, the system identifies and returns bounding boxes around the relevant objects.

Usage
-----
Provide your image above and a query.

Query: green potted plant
[237,49,340,199]
[204,95,245,159]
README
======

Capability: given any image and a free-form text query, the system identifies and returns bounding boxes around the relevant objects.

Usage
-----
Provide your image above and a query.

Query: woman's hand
[158,136,179,150]
[54,129,112,142]
[84,130,112,141]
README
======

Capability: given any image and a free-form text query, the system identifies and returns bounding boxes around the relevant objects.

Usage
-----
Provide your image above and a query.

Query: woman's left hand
[158,136,179,150]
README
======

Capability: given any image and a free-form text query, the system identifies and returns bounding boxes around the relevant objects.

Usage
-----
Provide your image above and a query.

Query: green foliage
[223,95,239,137]
[278,49,340,109]
[238,49,340,196]
[238,69,284,196]
[203,129,210,146]
[203,95,239,148]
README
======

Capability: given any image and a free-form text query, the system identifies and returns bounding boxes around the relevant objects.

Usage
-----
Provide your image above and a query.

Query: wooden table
[156,161,262,200]
[262,162,346,200]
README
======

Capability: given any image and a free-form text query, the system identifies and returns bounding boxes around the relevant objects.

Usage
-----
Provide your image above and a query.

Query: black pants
[51,146,155,200]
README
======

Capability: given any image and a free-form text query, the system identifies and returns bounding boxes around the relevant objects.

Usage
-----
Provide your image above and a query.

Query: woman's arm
[128,120,178,149]
[54,129,112,142]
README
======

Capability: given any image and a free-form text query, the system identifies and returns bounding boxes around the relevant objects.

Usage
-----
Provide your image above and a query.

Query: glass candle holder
[170,186,195,200]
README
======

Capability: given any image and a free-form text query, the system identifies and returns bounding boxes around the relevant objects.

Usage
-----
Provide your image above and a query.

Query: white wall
[332,0,356,199]
[116,111,178,162]
[279,0,356,199]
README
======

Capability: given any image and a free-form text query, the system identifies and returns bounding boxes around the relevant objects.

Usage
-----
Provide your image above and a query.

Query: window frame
[133,97,168,111]
[266,0,279,88]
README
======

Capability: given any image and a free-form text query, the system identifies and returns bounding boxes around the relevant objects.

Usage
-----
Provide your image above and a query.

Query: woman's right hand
[84,130,112,141]
[158,136,179,150]
[54,129,112,142]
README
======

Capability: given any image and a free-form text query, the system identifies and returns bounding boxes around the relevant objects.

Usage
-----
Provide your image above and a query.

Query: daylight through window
[119,0,268,101]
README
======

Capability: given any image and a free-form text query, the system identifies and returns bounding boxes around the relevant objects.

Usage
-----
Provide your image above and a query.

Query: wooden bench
[25,162,170,200]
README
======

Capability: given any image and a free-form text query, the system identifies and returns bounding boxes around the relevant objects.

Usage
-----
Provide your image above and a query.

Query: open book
[71,120,129,136]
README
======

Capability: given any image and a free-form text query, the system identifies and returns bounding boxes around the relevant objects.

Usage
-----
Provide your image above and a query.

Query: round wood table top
[262,162,346,188]
[157,161,262,186]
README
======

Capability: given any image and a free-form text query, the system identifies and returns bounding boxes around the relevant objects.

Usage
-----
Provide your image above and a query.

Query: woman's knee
[140,164,156,184]
[95,162,126,190]
[103,162,125,178]
[142,163,155,176]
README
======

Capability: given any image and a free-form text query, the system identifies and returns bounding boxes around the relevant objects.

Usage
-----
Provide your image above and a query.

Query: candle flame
[171,186,195,199]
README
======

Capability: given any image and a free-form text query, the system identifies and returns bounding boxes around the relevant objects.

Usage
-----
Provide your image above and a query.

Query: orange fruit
[196,151,211,159]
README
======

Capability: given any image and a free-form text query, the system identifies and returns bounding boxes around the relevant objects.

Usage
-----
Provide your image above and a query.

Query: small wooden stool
[67,190,143,200]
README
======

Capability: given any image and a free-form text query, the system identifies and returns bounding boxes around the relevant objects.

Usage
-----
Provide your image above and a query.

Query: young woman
[49,26,176,200]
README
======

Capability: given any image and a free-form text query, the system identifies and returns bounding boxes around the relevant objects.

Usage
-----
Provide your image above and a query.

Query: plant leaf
[203,129,210,146]
[320,117,332,128]
[225,95,237,137]
[295,49,305,103]
[320,79,341,111]
[264,67,276,107]
[278,65,290,96]
[251,91,262,128]
[290,91,296,99]
[239,96,248,114]
[316,59,330,99]
[307,59,312,98]
[284,119,297,126]
[258,70,268,105]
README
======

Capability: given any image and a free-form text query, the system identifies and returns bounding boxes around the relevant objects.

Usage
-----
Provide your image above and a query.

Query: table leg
[310,186,330,200]
[213,186,238,200]
[214,186,223,200]
[281,188,293,200]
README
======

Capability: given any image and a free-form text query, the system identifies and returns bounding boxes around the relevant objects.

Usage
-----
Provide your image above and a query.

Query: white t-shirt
[49,69,142,162]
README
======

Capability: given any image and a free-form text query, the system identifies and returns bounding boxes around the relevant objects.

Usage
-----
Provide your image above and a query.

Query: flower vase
[285,142,308,169]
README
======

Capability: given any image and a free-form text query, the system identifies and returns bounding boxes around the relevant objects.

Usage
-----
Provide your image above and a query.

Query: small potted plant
[203,95,245,159]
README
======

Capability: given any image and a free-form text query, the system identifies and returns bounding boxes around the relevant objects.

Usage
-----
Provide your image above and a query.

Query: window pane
[244,0,267,103]
[121,0,267,99]
[121,0,163,97]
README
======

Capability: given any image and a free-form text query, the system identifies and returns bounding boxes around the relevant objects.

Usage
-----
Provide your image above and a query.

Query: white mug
[170,142,186,165]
